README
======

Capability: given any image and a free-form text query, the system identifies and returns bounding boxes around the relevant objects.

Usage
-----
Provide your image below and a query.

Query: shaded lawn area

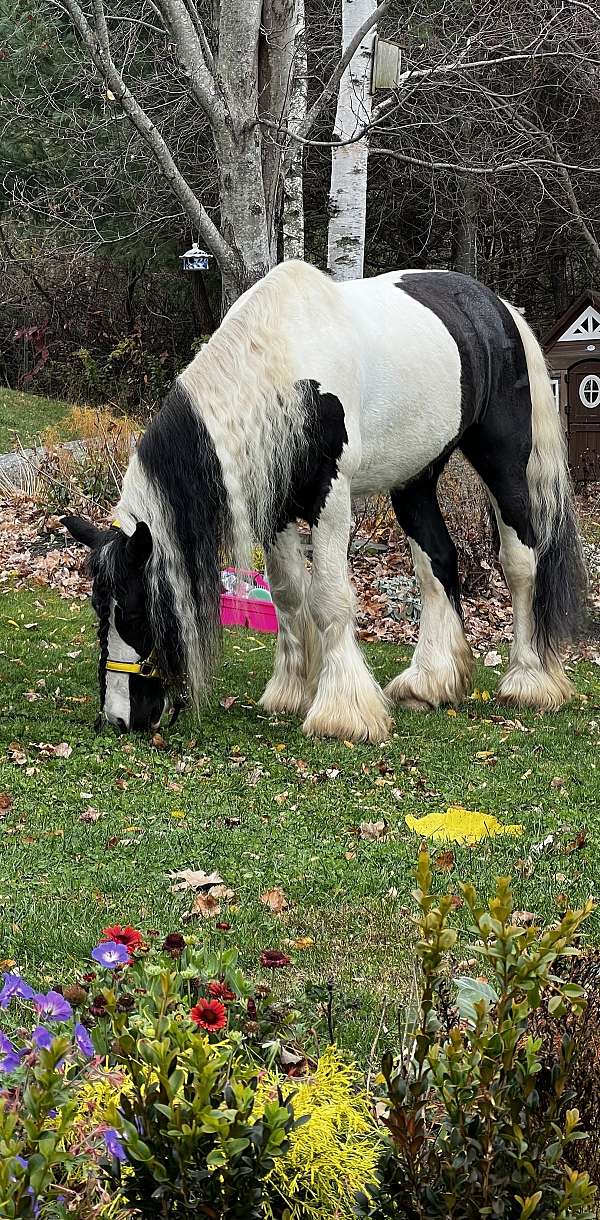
[0,584,598,1054]
[0,388,72,451]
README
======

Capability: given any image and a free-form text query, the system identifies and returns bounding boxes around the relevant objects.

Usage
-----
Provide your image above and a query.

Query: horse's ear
[61,514,106,549]
[126,521,153,568]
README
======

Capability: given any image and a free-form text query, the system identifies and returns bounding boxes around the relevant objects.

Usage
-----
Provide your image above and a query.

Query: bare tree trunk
[454,180,478,277]
[283,0,307,260]
[327,0,376,281]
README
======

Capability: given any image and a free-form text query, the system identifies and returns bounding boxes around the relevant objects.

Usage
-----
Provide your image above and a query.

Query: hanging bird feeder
[179,243,213,272]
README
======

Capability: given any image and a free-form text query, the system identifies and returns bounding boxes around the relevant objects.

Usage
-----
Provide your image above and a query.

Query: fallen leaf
[359,819,388,841]
[260,886,289,913]
[0,793,12,812]
[483,650,502,667]
[564,829,587,853]
[555,892,569,909]
[345,850,356,861]
[551,776,566,789]
[449,894,464,910]
[435,849,455,872]
[292,936,314,950]
[170,809,186,819]
[219,695,237,710]
[185,892,221,920]
[513,910,539,926]
[169,868,225,892]
[151,733,167,749]
[343,740,355,749]
[79,806,102,823]
[52,742,72,759]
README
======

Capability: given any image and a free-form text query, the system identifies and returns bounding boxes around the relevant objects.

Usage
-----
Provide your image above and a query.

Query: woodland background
[1,0,599,414]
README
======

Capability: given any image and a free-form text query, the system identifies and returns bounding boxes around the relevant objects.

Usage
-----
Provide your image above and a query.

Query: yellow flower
[405,806,523,844]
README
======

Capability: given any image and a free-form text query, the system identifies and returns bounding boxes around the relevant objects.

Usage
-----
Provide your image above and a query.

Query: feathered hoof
[385,661,472,711]
[498,664,573,711]
[302,693,393,744]
[259,673,310,717]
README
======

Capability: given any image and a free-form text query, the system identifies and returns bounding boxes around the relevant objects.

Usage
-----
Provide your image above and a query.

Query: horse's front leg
[303,474,392,744]
[260,524,319,716]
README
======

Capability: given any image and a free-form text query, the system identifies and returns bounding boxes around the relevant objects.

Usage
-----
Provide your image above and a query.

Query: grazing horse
[64,261,586,740]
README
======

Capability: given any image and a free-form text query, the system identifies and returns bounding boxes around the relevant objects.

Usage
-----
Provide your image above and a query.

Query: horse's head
[63,514,170,733]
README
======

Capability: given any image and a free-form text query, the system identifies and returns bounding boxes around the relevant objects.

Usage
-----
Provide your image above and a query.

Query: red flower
[208,980,235,1002]
[260,950,291,969]
[101,925,144,952]
[190,999,227,1032]
[163,932,185,955]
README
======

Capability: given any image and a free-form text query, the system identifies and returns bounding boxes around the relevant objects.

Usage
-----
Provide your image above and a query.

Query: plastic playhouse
[220,568,278,634]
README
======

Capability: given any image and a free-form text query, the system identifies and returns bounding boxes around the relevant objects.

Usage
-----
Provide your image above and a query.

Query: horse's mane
[115,260,332,703]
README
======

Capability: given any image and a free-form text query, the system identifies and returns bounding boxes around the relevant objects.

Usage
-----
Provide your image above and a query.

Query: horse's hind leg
[461,431,572,710]
[260,524,319,716]
[386,467,474,709]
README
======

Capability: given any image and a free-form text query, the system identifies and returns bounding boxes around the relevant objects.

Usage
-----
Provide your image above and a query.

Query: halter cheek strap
[106,518,162,681]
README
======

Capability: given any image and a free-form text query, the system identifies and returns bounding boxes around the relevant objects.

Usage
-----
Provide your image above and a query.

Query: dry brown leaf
[219,695,237,710]
[169,868,225,892]
[564,829,587,853]
[359,819,387,841]
[555,892,569,909]
[483,650,502,667]
[151,733,167,749]
[53,741,72,758]
[513,910,539,926]
[435,849,455,873]
[260,886,289,913]
[185,892,221,920]
[551,776,566,789]
[0,793,12,812]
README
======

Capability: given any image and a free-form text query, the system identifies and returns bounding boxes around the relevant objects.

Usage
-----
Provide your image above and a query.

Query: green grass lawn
[0,387,72,450]
[0,584,598,1054]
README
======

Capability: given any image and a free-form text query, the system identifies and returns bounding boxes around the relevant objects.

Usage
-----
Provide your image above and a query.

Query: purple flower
[32,1026,53,1051]
[74,1023,94,1057]
[0,972,34,1009]
[15,1155,28,1169]
[33,991,73,1022]
[91,941,129,970]
[104,1128,126,1162]
[0,1032,21,1073]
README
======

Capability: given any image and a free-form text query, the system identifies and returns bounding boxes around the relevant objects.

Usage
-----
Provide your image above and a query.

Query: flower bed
[1,856,597,1219]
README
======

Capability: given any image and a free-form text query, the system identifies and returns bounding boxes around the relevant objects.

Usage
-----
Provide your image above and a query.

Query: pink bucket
[220,569,278,634]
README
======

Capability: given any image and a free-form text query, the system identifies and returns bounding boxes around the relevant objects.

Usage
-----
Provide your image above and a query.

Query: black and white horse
[64,261,586,741]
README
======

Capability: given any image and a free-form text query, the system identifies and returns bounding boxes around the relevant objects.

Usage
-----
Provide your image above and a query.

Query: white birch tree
[327,0,377,280]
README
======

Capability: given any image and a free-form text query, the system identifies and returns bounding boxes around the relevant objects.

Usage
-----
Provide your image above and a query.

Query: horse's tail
[504,303,587,659]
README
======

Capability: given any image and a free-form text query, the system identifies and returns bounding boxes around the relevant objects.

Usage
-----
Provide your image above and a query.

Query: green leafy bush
[361,851,596,1220]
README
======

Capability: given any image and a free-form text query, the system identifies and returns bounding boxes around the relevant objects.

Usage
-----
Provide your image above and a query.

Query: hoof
[259,674,309,717]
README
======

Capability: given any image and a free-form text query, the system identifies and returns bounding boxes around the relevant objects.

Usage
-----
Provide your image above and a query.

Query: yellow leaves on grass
[405,805,523,845]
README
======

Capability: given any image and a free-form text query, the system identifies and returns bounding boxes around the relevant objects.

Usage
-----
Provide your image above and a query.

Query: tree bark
[327,0,376,281]
[283,0,307,260]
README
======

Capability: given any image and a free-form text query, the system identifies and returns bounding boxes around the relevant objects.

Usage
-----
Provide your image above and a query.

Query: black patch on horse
[138,380,232,685]
[273,379,348,534]
[397,271,535,545]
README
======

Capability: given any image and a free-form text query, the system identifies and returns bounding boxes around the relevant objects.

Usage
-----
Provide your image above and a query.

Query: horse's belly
[342,276,463,496]
[351,366,462,495]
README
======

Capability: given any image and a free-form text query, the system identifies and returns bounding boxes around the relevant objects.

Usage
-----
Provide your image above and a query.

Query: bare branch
[57,0,235,272]
[296,0,390,147]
